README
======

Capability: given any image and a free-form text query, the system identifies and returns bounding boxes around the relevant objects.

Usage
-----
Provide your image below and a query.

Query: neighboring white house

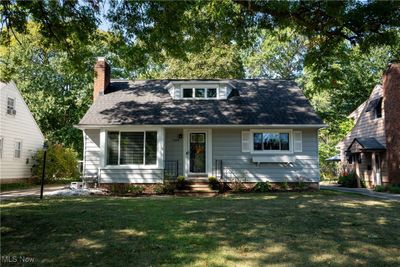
[0,81,45,184]
[76,58,325,189]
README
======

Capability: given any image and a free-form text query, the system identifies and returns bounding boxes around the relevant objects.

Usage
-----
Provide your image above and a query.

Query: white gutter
[74,124,327,130]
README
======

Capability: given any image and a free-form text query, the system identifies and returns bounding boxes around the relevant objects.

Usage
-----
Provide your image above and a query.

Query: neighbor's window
[0,137,3,158]
[253,132,290,151]
[7,97,16,115]
[375,98,382,118]
[14,141,22,158]
[107,131,157,165]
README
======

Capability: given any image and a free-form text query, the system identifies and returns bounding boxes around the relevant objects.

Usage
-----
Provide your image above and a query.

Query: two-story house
[0,81,45,184]
[337,64,400,187]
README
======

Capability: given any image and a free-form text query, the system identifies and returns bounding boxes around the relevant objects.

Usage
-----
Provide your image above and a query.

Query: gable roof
[78,79,324,127]
[337,85,385,151]
[347,137,386,152]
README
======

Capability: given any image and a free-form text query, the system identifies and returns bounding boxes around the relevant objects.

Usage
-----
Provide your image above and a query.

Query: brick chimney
[93,57,110,102]
[383,63,400,184]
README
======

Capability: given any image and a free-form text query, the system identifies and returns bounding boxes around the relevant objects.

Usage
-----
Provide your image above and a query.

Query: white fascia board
[75,124,327,130]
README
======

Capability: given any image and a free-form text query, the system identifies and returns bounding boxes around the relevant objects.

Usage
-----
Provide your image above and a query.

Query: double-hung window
[0,137,3,158]
[253,131,290,151]
[14,141,22,158]
[107,131,157,165]
[7,97,16,115]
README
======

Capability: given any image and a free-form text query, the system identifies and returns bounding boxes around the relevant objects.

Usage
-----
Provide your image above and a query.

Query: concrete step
[188,184,209,188]
[187,178,209,183]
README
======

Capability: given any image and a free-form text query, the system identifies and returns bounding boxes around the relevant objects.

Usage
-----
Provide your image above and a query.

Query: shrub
[387,185,400,194]
[176,176,186,190]
[154,184,164,194]
[110,184,128,194]
[154,182,176,194]
[128,185,145,195]
[32,143,79,182]
[208,176,219,190]
[374,185,386,192]
[338,172,365,188]
[253,182,272,193]
[374,184,400,194]
[229,179,245,192]
[280,181,289,191]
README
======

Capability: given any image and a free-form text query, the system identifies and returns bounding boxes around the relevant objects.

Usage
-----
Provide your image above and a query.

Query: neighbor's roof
[347,137,386,152]
[78,79,324,126]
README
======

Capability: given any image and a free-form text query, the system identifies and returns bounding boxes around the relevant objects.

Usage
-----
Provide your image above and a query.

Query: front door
[189,133,206,173]
[375,153,382,186]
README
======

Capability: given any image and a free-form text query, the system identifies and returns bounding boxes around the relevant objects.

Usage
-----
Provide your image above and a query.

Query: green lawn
[1,191,399,266]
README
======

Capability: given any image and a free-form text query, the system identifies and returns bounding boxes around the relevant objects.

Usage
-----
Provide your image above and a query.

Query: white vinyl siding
[0,82,44,181]
[213,128,319,182]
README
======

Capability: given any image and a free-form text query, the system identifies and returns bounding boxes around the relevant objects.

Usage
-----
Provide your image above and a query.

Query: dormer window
[182,88,218,99]
[183,88,193,98]
[375,98,382,118]
[365,97,383,119]
[166,81,234,100]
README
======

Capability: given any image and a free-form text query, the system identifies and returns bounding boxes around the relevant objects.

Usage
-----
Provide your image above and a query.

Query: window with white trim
[107,131,157,165]
[14,141,22,158]
[7,97,16,115]
[181,88,218,99]
[0,137,3,158]
[253,132,290,151]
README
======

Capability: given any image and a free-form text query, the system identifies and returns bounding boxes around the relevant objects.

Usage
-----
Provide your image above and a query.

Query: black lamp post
[40,141,48,199]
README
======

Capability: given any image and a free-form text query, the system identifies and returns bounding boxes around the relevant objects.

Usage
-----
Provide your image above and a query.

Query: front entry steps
[175,177,219,196]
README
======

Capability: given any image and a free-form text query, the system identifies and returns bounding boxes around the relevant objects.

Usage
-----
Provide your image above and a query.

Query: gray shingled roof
[348,137,386,151]
[78,79,324,126]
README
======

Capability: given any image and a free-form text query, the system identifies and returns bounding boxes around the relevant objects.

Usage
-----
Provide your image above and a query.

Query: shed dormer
[165,80,235,100]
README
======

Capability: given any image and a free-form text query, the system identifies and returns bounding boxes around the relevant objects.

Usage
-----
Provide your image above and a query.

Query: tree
[0,0,99,61]
[244,27,306,79]
[2,1,399,69]
[141,41,245,79]
[0,24,121,155]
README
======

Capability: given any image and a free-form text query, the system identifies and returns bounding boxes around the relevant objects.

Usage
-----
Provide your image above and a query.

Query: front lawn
[1,191,399,266]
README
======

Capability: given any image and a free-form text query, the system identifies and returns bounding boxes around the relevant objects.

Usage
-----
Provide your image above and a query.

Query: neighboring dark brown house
[338,64,400,187]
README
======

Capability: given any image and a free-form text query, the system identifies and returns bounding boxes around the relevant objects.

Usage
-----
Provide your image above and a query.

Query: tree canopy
[1,0,399,177]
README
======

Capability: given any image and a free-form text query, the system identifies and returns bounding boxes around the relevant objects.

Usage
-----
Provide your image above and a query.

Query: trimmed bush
[154,182,176,194]
[32,143,79,182]
[208,176,219,190]
[253,182,272,193]
[176,176,186,190]
[128,185,145,195]
[338,172,365,188]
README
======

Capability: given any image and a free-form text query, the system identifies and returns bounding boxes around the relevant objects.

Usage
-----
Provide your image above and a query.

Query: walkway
[0,185,67,200]
[320,184,400,201]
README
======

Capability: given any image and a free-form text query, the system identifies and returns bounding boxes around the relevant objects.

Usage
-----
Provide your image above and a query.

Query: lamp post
[40,141,48,199]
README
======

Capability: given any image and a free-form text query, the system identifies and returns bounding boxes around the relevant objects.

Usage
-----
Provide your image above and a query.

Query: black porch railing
[164,160,179,180]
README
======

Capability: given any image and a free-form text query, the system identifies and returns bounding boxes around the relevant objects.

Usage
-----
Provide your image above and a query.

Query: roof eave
[74,123,327,130]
